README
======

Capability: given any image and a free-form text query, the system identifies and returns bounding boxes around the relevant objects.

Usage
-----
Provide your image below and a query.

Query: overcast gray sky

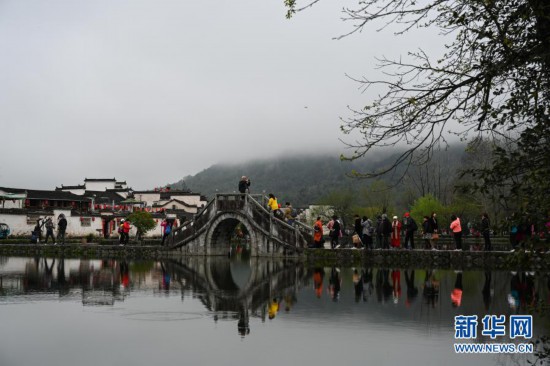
[0,0,442,190]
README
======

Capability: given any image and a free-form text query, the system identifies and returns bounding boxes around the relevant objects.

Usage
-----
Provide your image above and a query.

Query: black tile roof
[26,189,90,201]
[82,190,125,204]
[55,184,86,190]
[106,188,130,192]
[2,187,90,201]
[84,178,116,182]
[0,187,26,194]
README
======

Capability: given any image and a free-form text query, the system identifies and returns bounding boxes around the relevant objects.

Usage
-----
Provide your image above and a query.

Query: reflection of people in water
[120,261,129,289]
[382,269,392,303]
[313,268,324,299]
[522,272,537,309]
[43,258,55,288]
[423,270,439,308]
[482,271,492,310]
[404,270,418,307]
[375,269,383,303]
[284,291,296,312]
[451,271,463,307]
[57,258,70,296]
[363,268,373,301]
[353,269,364,302]
[328,267,341,302]
[237,307,250,337]
[508,271,521,310]
[160,262,170,294]
[391,270,401,304]
[508,271,537,311]
[268,298,279,319]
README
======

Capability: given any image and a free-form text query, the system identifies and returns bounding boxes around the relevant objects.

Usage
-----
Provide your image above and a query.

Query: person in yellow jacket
[267,193,283,220]
[267,193,278,211]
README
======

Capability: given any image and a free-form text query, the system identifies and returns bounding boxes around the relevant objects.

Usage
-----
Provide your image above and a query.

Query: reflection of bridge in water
[164,257,308,336]
[165,257,307,314]
[168,194,314,256]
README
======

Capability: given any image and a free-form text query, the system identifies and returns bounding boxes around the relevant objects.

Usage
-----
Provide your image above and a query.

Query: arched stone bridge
[168,194,314,257]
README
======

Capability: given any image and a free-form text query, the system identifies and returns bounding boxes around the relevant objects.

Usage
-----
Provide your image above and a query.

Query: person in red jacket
[121,219,131,245]
[391,216,402,248]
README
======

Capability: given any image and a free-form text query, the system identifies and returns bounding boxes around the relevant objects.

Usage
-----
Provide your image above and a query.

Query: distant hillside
[171,153,408,206]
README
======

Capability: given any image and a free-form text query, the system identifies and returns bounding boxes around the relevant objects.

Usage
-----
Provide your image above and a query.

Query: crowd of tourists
[309,211,537,251]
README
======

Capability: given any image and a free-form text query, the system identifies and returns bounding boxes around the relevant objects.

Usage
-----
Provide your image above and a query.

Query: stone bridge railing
[168,194,314,255]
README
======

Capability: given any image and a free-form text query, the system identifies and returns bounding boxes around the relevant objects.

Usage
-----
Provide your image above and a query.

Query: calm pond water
[0,256,548,366]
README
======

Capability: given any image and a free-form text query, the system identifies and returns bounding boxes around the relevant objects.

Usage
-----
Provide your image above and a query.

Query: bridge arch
[204,212,261,256]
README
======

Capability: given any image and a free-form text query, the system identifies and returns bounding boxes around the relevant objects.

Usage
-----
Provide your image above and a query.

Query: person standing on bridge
[402,212,417,250]
[238,176,250,194]
[313,216,324,248]
[267,193,279,215]
[160,219,172,246]
[328,215,341,249]
[481,213,492,251]
[450,214,463,250]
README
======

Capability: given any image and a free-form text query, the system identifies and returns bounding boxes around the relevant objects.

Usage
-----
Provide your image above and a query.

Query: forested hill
[171,153,412,207]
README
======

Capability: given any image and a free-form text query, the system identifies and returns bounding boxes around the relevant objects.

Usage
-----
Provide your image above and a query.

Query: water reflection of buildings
[0,258,171,306]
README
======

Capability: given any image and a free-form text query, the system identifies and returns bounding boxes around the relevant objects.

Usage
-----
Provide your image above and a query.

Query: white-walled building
[0,179,208,239]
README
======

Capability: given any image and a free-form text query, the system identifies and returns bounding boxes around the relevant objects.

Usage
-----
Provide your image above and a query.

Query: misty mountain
[171,153,414,207]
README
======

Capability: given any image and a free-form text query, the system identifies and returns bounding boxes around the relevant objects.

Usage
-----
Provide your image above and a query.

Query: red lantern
[24,199,30,207]
[92,217,95,222]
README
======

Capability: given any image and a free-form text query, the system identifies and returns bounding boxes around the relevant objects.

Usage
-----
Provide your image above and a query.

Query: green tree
[127,211,157,241]
[410,194,446,229]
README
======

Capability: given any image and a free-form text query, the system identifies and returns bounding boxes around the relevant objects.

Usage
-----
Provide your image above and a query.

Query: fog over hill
[171,147,466,207]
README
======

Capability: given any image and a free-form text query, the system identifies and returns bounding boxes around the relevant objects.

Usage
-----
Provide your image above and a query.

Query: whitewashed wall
[170,194,206,207]
[62,188,86,195]
[135,192,161,207]
[0,200,23,209]
[0,210,163,239]
[85,181,116,191]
